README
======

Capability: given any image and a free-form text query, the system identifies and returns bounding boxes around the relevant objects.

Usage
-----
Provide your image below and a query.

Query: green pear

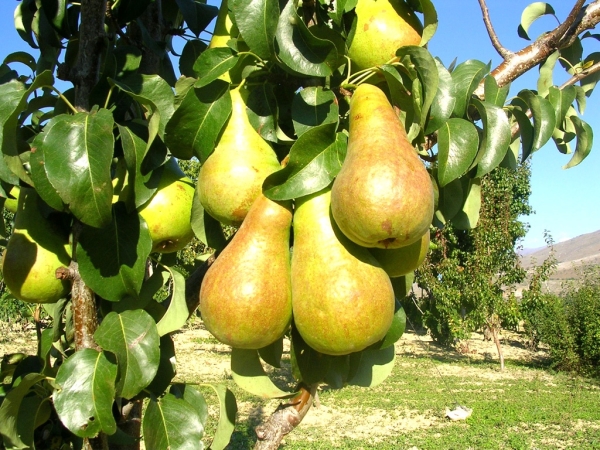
[208,0,234,51]
[331,84,434,249]
[292,187,395,356]
[198,86,281,226]
[138,158,195,253]
[348,0,422,73]
[2,187,71,303]
[200,194,292,349]
[370,231,430,277]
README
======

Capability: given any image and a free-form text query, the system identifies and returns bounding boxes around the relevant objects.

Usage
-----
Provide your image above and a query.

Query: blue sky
[0,0,598,249]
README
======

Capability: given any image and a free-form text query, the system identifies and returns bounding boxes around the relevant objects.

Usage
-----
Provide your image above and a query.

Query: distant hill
[515,230,600,296]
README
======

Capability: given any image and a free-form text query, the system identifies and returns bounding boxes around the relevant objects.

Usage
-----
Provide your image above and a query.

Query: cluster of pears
[0,157,195,304]
[199,83,434,356]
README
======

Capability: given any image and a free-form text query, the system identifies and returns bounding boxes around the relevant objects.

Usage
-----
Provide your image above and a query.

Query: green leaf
[397,46,439,128]
[109,74,175,146]
[470,99,511,178]
[170,384,209,427]
[175,0,218,37]
[452,177,481,230]
[53,349,117,438]
[347,345,395,388]
[274,0,337,77]
[516,90,557,152]
[563,116,593,169]
[291,87,339,137]
[263,125,347,200]
[436,177,463,225]
[258,337,284,368]
[3,51,37,72]
[77,202,153,301]
[41,0,69,37]
[372,300,406,349]
[156,266,189,336]
[537,50,559,97]
[418,0,438,46]
[548,85,577,126]
[203,384,237,450]
[180,39,208,78]
[436,118,479,187]
[451,59,489,118]
[425,59,455,134]
[230,348,294,398]
[30,108,114,227]
[193,47,239,87]
[190,184,227,250]
[0,373,46,449]
[116,0,152,24]
[231,0,279,59]
[164,80,231,162]
[509,108,534,162]
[14,0,38,49]
[483,75,510,107]
[246,84,279,143]
[94,310,160,399]
[143,393,205,450]
[518,2,555,40]
[145,335,177,397]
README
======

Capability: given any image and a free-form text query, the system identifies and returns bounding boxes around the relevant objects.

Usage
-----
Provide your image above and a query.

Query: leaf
[145,335,177,397]
[53,349,117,438]
[436,177,464,224]
[15,0,38,49]
[170,384,209,427]
[246,84,279,143]
[116,0,152,24]
[204,384,237,450]
[0,373,46,449]
[397,46,439,128]
[537,50,559,97]
[193,47,239,87]
[164,79,231,162]
[30,108,114,227]
[258,337,284,368]
[483,75,510,107]
[516,90,557,152]
[230,348,294,398]
[436,118,479,187]
[175,0,218,37]
[470,99,511,178]
[156,266,189,336]
[518,2,556,40]
[425,58,455,134]
[77,202,153,301]
[510,108,534,162]
[452,178,481,230]
[347,345,395,388]
[418,0,438,46]
[3,51,37,72]
[94,310,160,399]
[180,39,208,78]
[190,185,227,250]
[274,0,337,77]
[41,0,69,37]
[563,116,593,169]
[548,85,577,126]
[263,124,347,200]
[231,0,279,59]
[291,87,339,137]
[451,59,490,118]
[143,393,205,450]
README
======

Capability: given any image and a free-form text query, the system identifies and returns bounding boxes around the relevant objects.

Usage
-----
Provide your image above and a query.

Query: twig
[477,0,512,58]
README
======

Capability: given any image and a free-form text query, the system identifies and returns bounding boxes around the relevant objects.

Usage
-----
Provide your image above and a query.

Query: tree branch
[254,384,318,450]
[477,0,512,58]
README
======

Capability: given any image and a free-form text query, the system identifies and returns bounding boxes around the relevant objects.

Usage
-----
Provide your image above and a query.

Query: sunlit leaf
[193,47,239,87]
[518,2,556,40]
[470,98,511,178]
[537,50,559,97]
[451,59,489,118]
[425,58,455,134]
[547,85,576,126]
[516,90,556,152]
[230,348,294,398]
[347,345,395,388]
[291,86,339,137]
[452,177,481,230]
[563,116,593,169]
[483,75,510,107]
[203,384,237,450]
[436,118,479,187]
[155,266,189,336]
[231,0,279,59]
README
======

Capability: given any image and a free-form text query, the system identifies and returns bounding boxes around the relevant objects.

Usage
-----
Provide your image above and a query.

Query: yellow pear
[331,84,434,249]
[138,158,195,253]
[208,0,234,51]
[348,0,422,72]
[199,194,292,349]
[291,187,395,356]
[2,187,71,303]
[198,86,281,226]
[370,231,430,277]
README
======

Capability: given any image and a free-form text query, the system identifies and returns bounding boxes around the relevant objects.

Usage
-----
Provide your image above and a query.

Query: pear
[331,84,434,249]
[138,158,195,253]
[208,0,234,51]
[2,187,71,303]
[292,187,395,356]
[370,231,430,277]
[348,0,422,73]
[198,86,281,226]
[199,194,292,349]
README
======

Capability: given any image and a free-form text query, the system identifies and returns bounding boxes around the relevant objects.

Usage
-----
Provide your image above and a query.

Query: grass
[216,355,600,450]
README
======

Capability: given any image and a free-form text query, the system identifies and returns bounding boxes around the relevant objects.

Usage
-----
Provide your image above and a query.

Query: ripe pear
[370,231,430,277]
[348,0,422,72]
[198,86,281,226]
[2,187,71,303]
[291,187,395,356]
[138,158,195,253]
[199,194,292,349]
[331,84,434,249]
[208,0,234,50]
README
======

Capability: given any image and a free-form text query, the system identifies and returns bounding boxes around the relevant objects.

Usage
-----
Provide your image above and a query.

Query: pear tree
[0,0,598,449]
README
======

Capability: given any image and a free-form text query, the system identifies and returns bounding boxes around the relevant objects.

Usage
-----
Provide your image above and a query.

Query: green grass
[217,356,600,450]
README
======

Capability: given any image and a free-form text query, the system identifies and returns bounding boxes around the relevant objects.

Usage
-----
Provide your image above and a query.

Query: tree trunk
[491,327,505,371]
[254,384,318,450]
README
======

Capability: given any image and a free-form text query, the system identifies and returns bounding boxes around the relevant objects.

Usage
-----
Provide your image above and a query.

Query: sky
[0,0,598,250]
